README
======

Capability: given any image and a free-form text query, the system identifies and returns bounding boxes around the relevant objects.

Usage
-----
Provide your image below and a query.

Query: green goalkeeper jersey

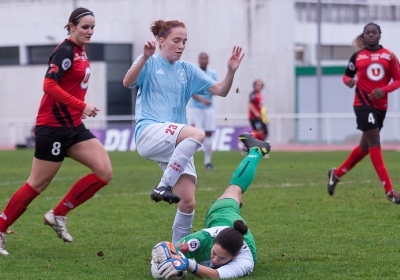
[177,225,255,278]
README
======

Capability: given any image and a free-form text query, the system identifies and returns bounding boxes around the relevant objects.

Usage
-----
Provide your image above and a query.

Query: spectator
[187,52,218,170]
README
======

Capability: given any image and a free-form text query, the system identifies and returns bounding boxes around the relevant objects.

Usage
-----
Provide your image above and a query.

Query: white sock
[203,136,212,165]
[158,138,201,188]
[172,209,194,244]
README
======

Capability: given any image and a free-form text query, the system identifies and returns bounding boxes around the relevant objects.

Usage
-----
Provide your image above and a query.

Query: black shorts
[250,118,268,135]
[34,124,96,162]
[354,106,386,132]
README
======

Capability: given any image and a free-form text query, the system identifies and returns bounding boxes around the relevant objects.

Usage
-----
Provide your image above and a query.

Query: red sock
[0,183,39,232]
[335,146,368,177]
[53,174,108,216]
[369,146,392,193]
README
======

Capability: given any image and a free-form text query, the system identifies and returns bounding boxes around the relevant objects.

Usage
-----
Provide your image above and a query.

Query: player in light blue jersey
[123,20,244,243]
[188,53,218,170]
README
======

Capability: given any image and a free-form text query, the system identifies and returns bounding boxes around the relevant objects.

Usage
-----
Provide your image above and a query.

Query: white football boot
[43,210,73,242]
[0,231,9,255]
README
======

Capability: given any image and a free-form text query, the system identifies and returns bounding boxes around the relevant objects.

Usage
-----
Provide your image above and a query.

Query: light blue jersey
[130,54,216,143]
[189,69,217,109]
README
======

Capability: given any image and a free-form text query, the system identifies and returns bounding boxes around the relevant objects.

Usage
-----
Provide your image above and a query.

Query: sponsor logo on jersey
[61,58,72,70]
[187,238,200,251]
[371,53,380,61]
[356,54,369,61]
[156,68,165,75]
[81,66,91,89]
[348,62,355,71]
[380,53,391,60]
[74,51,88,62]
[48,64,59,74]
[366,63,385,81]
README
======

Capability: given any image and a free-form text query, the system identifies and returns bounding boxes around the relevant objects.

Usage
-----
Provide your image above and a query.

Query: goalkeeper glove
[152,241,179,264]
[150,258,188,279]
[182,258,198,274]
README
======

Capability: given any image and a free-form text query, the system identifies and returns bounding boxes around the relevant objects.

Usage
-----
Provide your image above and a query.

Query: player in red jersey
[0,7,112,256]
[326,22,400,204]
[248,79,269,141]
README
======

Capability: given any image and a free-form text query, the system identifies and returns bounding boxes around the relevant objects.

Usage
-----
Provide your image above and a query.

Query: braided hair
[352,22,381,51]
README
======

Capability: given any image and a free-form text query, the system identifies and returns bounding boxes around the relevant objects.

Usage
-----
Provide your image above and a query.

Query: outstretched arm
[209,46,244,97]
[122,39,157,87]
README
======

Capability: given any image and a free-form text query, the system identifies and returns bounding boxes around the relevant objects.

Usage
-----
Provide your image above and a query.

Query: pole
[316,0,322,144]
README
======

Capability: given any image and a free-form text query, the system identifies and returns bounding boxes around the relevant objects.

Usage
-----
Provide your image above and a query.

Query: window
[321,45,353,60]
[27,45,57,65]
[0,46,19,65]
[295,2,400,23]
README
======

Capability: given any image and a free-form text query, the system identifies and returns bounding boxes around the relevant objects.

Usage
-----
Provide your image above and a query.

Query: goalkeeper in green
[151,132,270,279]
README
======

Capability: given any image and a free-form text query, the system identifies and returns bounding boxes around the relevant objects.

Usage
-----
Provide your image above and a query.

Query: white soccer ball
[168,269,187,280]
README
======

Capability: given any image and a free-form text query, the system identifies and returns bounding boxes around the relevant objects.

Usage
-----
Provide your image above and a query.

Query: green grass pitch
[1,149,400,279]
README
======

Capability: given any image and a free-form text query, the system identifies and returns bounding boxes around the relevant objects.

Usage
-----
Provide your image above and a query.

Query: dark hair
[253,79,264,89]
[214,220,248,257]
[198,52,208,58]
[352,22,381,51]
[64,7,94,35]
[150,20,185,39]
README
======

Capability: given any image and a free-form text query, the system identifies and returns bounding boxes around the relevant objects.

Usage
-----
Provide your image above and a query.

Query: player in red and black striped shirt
[0,7,112,256]
[248,79,269,141]
[326,22,400,204]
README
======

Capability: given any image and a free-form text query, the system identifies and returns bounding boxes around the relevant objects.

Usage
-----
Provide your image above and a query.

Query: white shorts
[187,107,216,132]
[136,122,197,179]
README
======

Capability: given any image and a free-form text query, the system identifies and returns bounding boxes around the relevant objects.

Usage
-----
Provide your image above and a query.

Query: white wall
[0,63,106,146]
[0,0,296,143]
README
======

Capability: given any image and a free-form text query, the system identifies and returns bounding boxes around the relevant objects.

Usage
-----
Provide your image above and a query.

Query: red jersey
[248,91,263,119]
[36,38,90,127]
[343,46,400,110]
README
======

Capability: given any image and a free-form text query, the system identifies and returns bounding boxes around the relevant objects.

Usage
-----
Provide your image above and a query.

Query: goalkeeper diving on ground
[150,132,270,279]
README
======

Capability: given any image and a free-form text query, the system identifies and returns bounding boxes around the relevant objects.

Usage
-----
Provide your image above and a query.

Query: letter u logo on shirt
[366,63,385,81]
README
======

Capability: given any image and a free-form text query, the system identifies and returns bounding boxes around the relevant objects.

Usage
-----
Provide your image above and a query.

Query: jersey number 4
[368,113,376,124]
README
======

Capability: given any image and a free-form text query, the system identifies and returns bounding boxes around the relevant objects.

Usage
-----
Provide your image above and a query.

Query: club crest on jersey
[62,58,72,70]
[177,70,187,83]
[366,63,385,81]
[187,238,200,251]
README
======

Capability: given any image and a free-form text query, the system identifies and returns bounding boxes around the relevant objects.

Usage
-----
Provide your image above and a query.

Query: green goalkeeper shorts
[204,198,257,262]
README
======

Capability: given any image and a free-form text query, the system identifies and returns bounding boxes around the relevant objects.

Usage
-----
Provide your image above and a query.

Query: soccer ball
[168,269,187,280]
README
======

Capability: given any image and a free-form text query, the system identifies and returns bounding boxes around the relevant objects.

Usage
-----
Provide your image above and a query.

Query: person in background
[187,52,218,170]
[326,22,400,204]
[122,19,244,244]
[26,126,36,149]
[0,7,113,256]
[150,133,270,279]
[248,79,269,141]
